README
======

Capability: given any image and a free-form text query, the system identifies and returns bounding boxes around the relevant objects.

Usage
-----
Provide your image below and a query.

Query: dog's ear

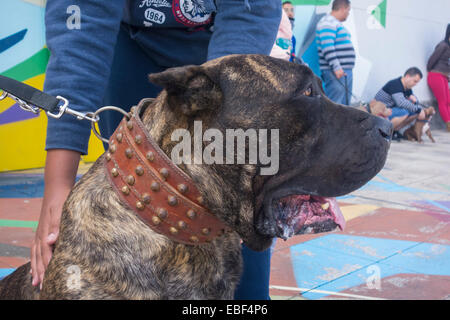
[148,65,222,115]
[429,106,436,115]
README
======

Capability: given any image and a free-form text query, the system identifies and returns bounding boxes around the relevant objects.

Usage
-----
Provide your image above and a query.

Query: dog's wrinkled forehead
[213,55,313,97]
[148,54,319,124]
[149,54,314,100]
[223,57,290,92]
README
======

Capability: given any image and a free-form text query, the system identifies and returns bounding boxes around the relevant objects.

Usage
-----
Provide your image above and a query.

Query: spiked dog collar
[104,98,231,245]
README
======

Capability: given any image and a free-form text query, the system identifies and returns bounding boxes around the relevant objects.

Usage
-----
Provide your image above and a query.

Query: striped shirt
[374,77,421,113]
[316,14,355,71]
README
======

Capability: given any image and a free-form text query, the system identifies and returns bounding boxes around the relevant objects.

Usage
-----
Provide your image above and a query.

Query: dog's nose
[375,117,393,142]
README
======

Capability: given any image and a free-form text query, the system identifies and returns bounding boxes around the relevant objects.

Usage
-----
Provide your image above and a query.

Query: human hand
[418,109,426,120]
[385,108,392,117]
[31,149,80,288]
[31,191,67,289]
[334,69,345,79]
[409,95,417,104]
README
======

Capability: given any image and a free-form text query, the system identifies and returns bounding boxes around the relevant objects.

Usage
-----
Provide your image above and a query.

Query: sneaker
[392,131,402,142]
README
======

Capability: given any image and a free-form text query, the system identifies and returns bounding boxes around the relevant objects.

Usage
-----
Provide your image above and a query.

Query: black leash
[0,75,134,143]
[344,75,349,105]
[0,75,61,114]
[330,72,363,106]
[0,75,98,122]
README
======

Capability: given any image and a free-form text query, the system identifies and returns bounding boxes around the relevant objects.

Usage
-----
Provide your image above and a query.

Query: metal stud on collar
[186,209,196,219]
[159,168,169,180]
[146,152,155,162]
[121,185,130,195]
[135,135,143,144]
[125,148,133,159]
[151,181,160,192]
[111,168,119,177]
[177,184,188,194]
[135,166,144,176]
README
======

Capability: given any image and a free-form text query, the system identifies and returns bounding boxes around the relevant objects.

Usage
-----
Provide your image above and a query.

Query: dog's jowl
[0,54,392,299]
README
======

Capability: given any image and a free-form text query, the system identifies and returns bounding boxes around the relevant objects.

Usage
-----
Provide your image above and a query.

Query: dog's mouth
[256,194,346,240]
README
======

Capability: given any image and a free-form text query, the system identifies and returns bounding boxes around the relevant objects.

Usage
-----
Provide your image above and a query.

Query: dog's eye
[302,87,312,96]
[297,84,314,97]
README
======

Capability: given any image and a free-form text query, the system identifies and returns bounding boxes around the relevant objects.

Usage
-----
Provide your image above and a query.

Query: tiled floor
[1,133,450,299]
[269,130,450,300]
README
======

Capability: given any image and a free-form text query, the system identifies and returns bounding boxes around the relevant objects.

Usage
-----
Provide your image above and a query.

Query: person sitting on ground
[374,67,426,139]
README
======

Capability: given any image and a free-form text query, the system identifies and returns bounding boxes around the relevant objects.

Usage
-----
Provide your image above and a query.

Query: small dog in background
[357,100,392,119]
[404,106,436,143]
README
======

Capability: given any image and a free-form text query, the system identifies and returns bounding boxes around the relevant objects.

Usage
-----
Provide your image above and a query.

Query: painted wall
[291,0,449,104]
[0,0,103,172]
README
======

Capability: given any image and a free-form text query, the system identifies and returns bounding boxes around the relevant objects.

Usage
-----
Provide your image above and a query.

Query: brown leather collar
[104,98,231,245]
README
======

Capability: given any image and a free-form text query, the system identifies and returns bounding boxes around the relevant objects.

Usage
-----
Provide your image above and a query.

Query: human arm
[408,94,418,104]
[316,23,344,76]
[44,0,126,154]
[391,92,422,113]
[31,149,80,288]
[427,42,446,72]
[32,0,126,286]
[207,0,282,60]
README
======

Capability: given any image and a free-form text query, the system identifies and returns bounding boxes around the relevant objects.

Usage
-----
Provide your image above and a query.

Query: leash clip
[0,89,100,124]
[46,96,100,123]
[1,83,129,144]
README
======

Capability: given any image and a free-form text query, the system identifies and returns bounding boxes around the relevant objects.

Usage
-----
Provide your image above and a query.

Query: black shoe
[392,131,402,142]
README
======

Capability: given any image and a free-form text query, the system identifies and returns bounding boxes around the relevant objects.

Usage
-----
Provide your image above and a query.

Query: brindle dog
[403,106,436,143]
[0,54,392,299]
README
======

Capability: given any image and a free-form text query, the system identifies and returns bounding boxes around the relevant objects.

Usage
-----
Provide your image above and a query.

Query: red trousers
[427,71,450,123]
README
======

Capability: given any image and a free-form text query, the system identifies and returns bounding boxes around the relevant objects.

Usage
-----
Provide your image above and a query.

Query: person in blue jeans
[320,68,353,105]
[374,67,426,140]
[31,0,281,300]
[316,0,355,105]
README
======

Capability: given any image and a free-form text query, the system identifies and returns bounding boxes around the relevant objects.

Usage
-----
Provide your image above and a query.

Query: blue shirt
[44,0,281,154]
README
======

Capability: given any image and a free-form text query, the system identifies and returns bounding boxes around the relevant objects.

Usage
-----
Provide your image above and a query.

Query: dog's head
[370,100,392,119]
[148,54,392,251]
[357,100,392,119]
[424,106,436,119]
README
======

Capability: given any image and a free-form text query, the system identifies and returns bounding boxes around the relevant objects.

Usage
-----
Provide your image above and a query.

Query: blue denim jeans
[321,69,353,105]
[388,106,420,121]
[99,25,272,300]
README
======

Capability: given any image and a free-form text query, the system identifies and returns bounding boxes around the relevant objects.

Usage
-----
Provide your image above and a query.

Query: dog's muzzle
[104,98,231,245]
